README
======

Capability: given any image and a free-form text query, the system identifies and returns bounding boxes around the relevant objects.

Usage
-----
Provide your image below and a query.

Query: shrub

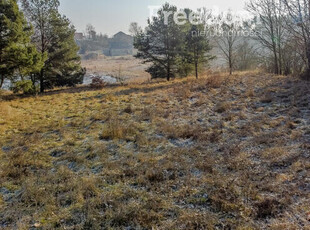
[206,74,226,88]
[215,102,231,113]
[90,76,106,89]
[255,198,281,219]
[11,80,38,95]
[99,118,136,141]
[260,95,272,103]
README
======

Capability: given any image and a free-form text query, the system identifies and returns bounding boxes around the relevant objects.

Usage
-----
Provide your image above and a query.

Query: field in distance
[81,55,151,83]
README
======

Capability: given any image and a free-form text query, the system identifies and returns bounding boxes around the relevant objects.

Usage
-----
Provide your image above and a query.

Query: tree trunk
[307,48,310,79]
[305,0,310,79]
[31,74,36,87]
[229,47,233,75]
[273,48,279,75]
[195,61,198,79]
[307,40,310,66]
[167,72,170,81]
[40,69,44,93]
[278,44,282,75]
[167,62,171,81]
[0,76,4,88]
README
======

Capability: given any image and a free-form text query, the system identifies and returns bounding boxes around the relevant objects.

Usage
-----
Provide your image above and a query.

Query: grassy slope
[0,72,309,229]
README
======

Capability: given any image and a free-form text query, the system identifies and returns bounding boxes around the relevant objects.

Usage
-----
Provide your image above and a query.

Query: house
[74,32,84,40]
[103,32,135,56]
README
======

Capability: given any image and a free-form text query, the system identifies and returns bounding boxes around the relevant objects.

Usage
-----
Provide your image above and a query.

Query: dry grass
[0,72,309,229]
[82,55,151,83]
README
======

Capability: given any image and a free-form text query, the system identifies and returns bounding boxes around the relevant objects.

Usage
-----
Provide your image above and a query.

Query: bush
[90,76,106,89]
[146,64,169,80]
[11,80,38,95]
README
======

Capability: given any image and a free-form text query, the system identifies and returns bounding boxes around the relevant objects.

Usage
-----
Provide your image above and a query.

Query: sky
[59,0,248,36]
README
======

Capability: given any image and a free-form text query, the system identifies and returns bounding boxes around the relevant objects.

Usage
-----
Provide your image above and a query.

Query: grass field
[0,72,309,229]
[81,55,151,83]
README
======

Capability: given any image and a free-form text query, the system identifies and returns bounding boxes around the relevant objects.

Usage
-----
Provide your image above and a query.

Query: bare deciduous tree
[282,0,310,78]
[213,10,242,75]
[129,22,142,36]
[246,0,286,75]
[86,24,96,40]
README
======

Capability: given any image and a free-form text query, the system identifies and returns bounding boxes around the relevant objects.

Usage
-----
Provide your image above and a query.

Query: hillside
[0,72,309,229]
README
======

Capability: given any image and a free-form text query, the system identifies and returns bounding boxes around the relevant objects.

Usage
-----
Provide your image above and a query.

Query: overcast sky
[59,0,248,36]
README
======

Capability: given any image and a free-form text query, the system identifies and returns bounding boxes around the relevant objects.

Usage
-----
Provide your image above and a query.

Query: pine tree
[0,0,43,88]
[185,24,213,79]
[42,14,85,88]
[176,14,194,78]
[134,3,183,81]
[22,0,85,92]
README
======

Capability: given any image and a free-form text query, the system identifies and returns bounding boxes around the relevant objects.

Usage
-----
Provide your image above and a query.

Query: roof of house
[110,31,133,49]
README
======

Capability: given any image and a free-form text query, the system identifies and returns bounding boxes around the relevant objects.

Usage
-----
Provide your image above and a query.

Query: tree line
[134,1,310,80]
[0,0,85,93]
[1,0,309,94]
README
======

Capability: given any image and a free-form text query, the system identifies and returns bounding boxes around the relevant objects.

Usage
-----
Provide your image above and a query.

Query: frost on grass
[0,73,309,229]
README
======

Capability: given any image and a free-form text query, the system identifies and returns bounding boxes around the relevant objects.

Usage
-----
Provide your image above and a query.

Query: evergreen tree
[22,0,85,92]
[176,12,194,78]
[185,24,213,79]
[134,3,183,81]
[0,0,43,88]
[43,14,85,88]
